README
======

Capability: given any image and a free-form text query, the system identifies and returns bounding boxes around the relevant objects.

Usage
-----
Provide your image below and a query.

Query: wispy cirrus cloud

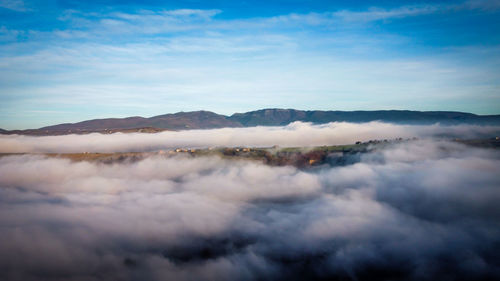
[331,0,500,23]
[46,1,500,39]
[1,37,498,129]
[0,0,28,12]
[465,0,500,10]
[56,8,222,36]
[333,5,441,22]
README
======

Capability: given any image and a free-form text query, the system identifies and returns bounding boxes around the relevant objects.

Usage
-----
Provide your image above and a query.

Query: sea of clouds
[0,123,500,280]
[1,121,500,153]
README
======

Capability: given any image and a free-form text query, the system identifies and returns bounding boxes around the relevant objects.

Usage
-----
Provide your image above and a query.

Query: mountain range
[2,109,500,135]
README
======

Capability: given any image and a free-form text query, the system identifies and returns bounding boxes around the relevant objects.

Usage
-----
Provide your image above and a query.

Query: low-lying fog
[1,121,500,153]
[1,134,500,280]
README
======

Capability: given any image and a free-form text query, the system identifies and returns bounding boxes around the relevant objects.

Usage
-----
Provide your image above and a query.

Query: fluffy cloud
[0,139,499,280]
[1,121,499,153]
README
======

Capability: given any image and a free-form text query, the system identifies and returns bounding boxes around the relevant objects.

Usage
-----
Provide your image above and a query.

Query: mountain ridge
[2,109,500,135]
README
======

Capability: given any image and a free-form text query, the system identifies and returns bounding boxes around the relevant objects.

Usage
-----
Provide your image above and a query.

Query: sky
[0,0,499,129]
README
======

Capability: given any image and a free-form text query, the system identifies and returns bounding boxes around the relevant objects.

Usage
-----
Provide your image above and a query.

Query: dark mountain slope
[228,109,307,126]
[39,116,150,131]
[38,111,240,132]
[304,110,482,124]
[229,109,500,126]
[149,110,241,130]
[2,111,241,135]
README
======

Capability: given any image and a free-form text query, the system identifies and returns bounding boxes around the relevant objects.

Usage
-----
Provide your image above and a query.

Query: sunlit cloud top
[1,0,499,129]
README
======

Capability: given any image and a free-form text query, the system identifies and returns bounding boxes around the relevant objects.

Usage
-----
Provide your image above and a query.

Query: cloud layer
[0,138,499,280]
[1,121,500,153]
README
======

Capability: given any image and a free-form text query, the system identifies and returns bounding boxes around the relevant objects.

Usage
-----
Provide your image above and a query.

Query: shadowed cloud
[0,133,499,280]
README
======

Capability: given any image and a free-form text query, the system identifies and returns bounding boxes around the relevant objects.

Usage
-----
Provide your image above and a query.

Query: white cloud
[326,1,500,23]
[0,139,499,280]
[1,122,499,153]
[3,37,498,128]
[44,1,500,39]
[333,5,441,22]
[0,0,28,12]
[464,0,500,10]
[57,8,222,36]
[162,9,221,17]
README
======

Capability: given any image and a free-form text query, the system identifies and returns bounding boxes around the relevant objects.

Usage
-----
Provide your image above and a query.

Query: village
[3,137,498,168]
[23,138,412,168]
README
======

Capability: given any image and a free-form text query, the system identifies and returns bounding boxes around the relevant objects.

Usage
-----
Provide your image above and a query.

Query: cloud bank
[1,121,500,153]
[0,139,499,280]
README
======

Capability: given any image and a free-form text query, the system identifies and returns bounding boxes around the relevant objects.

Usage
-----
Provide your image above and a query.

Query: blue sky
[0,0,499,129]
